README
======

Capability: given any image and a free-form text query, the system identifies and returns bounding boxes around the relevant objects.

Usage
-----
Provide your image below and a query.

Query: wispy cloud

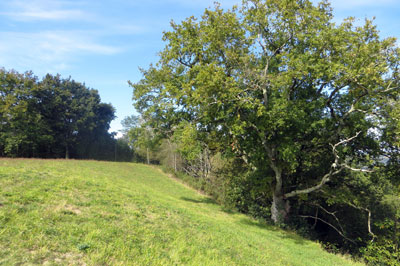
[0,30,121,74]
[1,0,89,21]
[0,0,146,74]
[5,9,86,21]
[107,24,148,35]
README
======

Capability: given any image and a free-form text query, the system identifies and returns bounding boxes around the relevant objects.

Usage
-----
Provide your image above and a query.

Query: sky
[0,0,399,136]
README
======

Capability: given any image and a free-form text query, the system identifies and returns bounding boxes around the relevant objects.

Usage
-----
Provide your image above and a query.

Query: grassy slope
[0,159,362,265]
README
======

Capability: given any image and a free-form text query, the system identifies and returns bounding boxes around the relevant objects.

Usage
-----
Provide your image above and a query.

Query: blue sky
[0,0,399,135]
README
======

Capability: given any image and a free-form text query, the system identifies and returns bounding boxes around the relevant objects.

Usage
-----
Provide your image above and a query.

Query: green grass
[0,159,362,265]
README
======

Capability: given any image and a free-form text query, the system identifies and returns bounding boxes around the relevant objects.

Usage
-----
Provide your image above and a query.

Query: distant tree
[35,74,116,159]
[0,69,44,157]
[0,69,117,160]
[122,116,161,164]
[121,115,139,135]
[172,121,211,178]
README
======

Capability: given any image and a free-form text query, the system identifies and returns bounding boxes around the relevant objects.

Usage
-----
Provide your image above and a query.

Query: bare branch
[285,131,365,198]
[312,208,319,229]
[381,87,397,93]
[346,106,378,117]
[298,215,356,244]
[346,202,377,242]
[341,164,374,173]
[311,203,345,233]
[284,168,343,198]
[332,131,361,150]
[366,208,376,242]
[380,80,397,94]
[342,92,368,120]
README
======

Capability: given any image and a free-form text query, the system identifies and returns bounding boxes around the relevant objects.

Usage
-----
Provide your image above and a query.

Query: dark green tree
[37,74,116,159]
[0,69,118,160]
[0,69,45,157]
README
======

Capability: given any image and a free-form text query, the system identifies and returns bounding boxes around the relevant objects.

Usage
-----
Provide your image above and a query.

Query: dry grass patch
[51,201,83,215]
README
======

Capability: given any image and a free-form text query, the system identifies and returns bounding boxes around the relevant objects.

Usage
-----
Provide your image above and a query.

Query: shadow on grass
[180,196,216,205]
[181,196,307,245]
[180,196,236,214]
[239,218,307,245]
[240,217,275,230]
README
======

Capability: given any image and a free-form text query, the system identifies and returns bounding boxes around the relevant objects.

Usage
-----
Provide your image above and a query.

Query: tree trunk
[395,217,398,258]
[271,192,290,224]
[65,133,70,159]
[146,147,150,164]
[174,153,177,172]
[65,145,69,159]
[114,141,117,162]
[269,162,290,224]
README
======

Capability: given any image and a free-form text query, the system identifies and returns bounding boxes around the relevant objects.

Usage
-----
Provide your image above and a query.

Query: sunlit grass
[0,159,362,265]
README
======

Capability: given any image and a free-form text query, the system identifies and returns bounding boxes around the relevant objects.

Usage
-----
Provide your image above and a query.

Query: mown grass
[0,159,363,265]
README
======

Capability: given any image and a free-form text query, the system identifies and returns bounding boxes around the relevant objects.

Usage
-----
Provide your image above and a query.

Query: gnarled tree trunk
[271,193,290,224]
[270,163,290,224]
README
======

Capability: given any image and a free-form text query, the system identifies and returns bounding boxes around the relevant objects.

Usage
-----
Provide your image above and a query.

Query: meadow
[0,159,362,265]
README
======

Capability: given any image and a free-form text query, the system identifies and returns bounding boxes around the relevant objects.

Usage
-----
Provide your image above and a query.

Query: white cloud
[5,9,85,21]
[108,24,148,35]
[0,30,121,74]
[0,0,147,74]
[1,0,89,21]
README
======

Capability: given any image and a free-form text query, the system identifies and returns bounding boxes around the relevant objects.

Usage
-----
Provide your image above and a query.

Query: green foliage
[362,229,399,266]
[114,138,134,162]
[0,70,42,157]
[123,116,162,164]
[0,68,124,160]
[129,0,400,263]
[173,121,202,162]
[371,195,400,264]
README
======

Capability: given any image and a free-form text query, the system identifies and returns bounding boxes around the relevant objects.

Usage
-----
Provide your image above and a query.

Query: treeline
[125,0,400,264]
[0,68,133,161]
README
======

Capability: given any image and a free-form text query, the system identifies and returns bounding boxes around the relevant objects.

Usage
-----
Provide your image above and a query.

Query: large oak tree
[131,0,399,223]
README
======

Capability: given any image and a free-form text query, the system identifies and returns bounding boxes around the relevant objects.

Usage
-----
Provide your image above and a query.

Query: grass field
[0,159,362,265]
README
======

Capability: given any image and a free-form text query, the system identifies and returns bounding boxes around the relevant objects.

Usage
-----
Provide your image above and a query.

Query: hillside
[0,159,362,265]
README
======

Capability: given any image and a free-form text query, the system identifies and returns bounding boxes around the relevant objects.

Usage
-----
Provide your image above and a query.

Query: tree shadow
[240,217,275,231]
[180,197,240,214]
[180,196,216,205]
[239,218,307,245]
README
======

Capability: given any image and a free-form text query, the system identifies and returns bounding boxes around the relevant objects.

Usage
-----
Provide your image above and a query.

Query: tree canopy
[0,68,132,161]
[130,0,400,262]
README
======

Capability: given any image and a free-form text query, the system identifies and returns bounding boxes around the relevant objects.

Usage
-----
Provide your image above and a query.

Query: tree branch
[298,215,356,244]
[346,202,377,242]
[332,131,361,150]
[311,203,345,233]
[341,164,374,173]
[285,132,364,198]
[284,168,343,198]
